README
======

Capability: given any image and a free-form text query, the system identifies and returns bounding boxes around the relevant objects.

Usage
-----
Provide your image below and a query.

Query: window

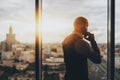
[0,0,35,79]
[115,0,120,80]
[0,0,116,80]
[42,0,107,80]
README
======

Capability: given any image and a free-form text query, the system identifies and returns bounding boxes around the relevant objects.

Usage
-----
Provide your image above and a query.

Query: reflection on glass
[115,0,120,80]
[0,0,35,79]
[42,0,107,80]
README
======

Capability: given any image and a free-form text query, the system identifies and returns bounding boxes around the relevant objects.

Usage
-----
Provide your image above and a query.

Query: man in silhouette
[62,16,101,80]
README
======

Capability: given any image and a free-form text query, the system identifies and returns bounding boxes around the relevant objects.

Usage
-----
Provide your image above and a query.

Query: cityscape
[0,26,120,80]
[0,26,35,80]
[0,0,119,80]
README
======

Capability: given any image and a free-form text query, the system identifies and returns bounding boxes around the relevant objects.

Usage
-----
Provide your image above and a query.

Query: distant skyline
[0,0,35,43]
[0,0,119,43]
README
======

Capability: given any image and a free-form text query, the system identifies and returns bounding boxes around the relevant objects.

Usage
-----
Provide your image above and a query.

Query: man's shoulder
[62,34,80,45]
[66,34,82,40]
[75,39,90,48]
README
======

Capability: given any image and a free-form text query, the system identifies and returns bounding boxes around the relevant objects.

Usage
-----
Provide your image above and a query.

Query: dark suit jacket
[62,33,101,80]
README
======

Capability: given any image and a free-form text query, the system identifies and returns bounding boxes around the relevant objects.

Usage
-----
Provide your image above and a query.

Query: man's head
[74,16,88,35]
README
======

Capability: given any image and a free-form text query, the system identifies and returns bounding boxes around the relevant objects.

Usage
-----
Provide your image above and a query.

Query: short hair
[74,16,88,29]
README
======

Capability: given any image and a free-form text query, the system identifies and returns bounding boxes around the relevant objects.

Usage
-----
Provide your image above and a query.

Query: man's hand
[84,32,95,41]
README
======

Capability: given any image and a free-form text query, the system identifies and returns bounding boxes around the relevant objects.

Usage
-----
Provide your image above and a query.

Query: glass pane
[115,0,120,80]
[42,0,107,80]
[0,0,35,79]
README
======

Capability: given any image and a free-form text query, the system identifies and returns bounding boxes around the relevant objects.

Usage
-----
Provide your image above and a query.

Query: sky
[0,0,119,43]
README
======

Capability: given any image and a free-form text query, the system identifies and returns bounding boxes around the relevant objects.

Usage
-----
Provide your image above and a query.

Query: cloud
[115,0,120,43]
[0,0,34,22]
[115,2,120,40]
[0,0,119,43]
[42,0,108,43]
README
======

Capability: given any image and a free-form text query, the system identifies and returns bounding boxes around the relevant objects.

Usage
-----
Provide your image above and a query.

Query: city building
[115,52,120,69]
[1,51,14,60]
[0,26,19,51]
[115,56,120,69]
[56,45,63,57]
[8,71,35,80]
[46,57,64,63]
[15,62,29,70]
[19,50,35,63]
[42,53,50,61]
[0,60,14,67]
[0,70,4,76]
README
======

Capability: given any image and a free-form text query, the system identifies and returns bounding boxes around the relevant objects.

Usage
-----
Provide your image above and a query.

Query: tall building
[0,25,19,51]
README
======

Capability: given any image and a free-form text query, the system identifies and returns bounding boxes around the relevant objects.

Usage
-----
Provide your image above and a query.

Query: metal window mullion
[107,0,115,80]
[35,0,42,80]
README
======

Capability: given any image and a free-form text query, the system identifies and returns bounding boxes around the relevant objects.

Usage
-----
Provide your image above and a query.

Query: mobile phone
[84,32,90,39]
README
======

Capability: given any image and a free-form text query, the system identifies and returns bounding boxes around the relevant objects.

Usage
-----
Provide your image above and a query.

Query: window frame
[107,0,115,80]
[35,0,115,80]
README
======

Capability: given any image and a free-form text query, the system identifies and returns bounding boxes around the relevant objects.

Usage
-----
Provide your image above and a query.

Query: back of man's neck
[72,31,83,38]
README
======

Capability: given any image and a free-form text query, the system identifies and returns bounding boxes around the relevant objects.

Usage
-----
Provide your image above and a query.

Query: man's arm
[75,39,101,64]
